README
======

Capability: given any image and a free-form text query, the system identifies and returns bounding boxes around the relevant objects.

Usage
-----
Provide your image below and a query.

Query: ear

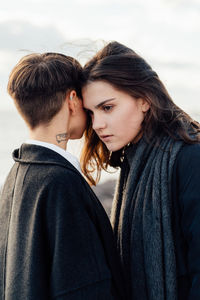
[68,90,78,115]
[69,90,77,101]
[140,98,150,113]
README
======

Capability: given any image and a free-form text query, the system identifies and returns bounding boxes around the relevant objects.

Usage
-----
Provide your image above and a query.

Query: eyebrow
[95,98,116,109]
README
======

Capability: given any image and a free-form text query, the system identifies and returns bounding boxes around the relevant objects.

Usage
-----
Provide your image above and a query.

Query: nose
[92,114,106,131]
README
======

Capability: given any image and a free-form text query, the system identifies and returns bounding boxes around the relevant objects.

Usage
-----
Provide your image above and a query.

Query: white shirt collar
[25,139,82,174]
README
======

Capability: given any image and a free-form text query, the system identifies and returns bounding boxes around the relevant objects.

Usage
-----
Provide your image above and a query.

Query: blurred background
[0,0,200,213]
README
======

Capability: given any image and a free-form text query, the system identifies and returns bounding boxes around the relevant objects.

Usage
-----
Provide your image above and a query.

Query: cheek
[81,111,87,128]
[115,106,144,134]
[75,113,87,138]
[116,105,142,123]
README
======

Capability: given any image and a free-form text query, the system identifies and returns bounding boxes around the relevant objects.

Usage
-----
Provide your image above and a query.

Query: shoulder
[177,143,200,161]
[175,143,200,172]
[45,167,88,194]
[173,143,200,193]
[24,164,89,208]
[28,162,85,187]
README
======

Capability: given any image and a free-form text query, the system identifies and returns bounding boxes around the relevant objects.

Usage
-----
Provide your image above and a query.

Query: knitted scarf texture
[111,135,184,300]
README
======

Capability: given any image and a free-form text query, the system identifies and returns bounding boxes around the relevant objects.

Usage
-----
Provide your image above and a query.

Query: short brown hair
[7,53,83,129]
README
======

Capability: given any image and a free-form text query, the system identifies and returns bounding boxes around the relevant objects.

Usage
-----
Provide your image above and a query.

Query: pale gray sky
[0,0,200,184]
[0,0,200,113]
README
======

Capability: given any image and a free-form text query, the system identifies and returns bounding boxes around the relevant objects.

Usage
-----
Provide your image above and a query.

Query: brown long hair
[80,41,200,185]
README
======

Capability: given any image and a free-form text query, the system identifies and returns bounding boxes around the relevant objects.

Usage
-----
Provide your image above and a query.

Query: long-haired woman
[81,41,200,300]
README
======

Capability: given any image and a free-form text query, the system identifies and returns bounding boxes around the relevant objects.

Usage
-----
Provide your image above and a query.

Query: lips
[99,135,113,141]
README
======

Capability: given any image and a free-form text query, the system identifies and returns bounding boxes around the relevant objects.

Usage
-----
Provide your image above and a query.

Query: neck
[29,130,68,150]
[28,109,70,150]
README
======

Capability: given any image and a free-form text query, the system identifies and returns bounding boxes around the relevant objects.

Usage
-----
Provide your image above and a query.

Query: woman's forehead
[82,81,117,106]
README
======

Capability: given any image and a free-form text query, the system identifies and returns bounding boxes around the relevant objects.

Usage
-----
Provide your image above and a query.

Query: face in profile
[69,98,87,139]
[82,81,149,152]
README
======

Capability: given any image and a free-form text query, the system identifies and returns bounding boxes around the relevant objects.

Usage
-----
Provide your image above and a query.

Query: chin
[106,144,124,152]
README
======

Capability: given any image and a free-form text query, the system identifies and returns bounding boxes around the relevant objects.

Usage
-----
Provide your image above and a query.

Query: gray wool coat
[0,144,124,300]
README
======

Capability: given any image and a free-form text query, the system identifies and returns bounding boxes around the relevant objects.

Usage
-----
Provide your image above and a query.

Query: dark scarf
[111,134,184,300]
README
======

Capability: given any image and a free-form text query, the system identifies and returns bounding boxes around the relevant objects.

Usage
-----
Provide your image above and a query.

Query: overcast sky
[0,0,200,114]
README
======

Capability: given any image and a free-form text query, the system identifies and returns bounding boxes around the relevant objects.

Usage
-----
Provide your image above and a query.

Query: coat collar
[12,143,80,175]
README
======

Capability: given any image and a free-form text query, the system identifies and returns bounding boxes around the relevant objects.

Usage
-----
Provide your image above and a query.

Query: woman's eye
[102,105,113,112]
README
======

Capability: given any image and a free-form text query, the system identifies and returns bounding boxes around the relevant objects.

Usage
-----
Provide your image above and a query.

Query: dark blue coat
[172,143,200,299]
